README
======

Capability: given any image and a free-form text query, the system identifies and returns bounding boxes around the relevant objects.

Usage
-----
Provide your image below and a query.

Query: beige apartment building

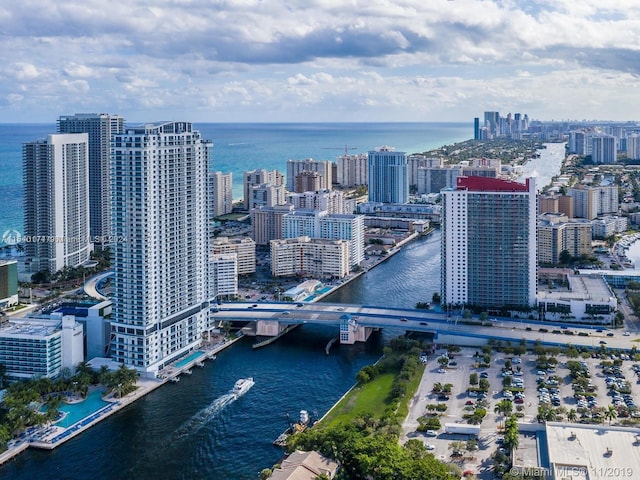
[270,236,350,278]
[537,213,592,264]
[211,236,256,275]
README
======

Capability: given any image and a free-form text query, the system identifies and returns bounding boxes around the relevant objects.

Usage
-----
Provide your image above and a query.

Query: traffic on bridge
[211,301,634,351]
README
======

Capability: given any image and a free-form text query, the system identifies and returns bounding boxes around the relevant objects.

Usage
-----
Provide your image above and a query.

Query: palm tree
[605,405,618,425]
[448,440,466,456]
[567,408,578,423]
[494,399,513,427]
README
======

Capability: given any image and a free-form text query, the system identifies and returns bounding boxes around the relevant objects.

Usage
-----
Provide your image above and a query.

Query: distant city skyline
[2,2,640,123]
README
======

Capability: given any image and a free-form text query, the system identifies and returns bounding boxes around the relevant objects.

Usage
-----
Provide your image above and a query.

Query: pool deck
[0,335,242,464]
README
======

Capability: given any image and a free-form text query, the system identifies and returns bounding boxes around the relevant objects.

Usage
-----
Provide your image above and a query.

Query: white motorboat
[231,377,254,397]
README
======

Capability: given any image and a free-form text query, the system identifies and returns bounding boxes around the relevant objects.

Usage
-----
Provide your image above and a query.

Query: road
[212,301,639,351]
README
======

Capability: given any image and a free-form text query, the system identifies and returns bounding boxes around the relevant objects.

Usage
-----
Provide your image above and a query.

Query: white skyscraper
[110,121,209,375]
[367,146,408,203]
[208,171,233,219]
[23,133,92,275]
[57,113,125,248]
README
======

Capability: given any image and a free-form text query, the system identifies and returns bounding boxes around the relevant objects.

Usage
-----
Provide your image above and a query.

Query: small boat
[184,369,193,375]
[169,376,180,383]
[195,361,205,367]
[273,410,312,447]
[231,377,254,397]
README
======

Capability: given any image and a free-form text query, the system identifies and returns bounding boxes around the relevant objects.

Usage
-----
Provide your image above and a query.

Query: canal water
[1,144,563,480]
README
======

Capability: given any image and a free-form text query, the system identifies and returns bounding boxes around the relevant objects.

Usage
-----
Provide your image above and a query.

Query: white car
[425,430,438,437]
[425,443,435,451]
[623,332,631,336]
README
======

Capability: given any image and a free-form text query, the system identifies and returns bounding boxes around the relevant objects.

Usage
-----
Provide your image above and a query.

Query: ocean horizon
[0,122,472,242]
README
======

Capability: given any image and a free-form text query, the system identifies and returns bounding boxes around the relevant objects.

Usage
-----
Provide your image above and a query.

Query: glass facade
[466,193,531,308]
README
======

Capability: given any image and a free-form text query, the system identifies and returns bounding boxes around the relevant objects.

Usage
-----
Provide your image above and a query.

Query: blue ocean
[0,122,471,241]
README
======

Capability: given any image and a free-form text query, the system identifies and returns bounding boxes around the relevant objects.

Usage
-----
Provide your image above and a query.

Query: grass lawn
[320,372,396,426]
[318,357,426,428]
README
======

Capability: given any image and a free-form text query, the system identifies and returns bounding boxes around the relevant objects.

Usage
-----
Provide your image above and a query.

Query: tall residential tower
[367,146,408,204]
[57,113,125,247]
[441,176,537,310]
[110,121,210,375]
[23,133,92,275]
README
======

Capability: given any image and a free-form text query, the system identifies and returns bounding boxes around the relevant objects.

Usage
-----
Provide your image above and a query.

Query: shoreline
[0,335,243,465]
[311,230,424,303]
[1,228,429,465]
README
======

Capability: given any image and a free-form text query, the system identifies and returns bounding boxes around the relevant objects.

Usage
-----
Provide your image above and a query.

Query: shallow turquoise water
[174,351,205,368]
[56,390,109,428]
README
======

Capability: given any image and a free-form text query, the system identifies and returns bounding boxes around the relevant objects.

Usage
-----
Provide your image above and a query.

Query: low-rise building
[270,236,350,279]
[209,253,238,299]
[537,274,617,324]
[0,314,83,381]
[269,450,339,480]
[212,236,256,275]
[591,216,628,239]
[511,422,640,478]
[53,300,112,361]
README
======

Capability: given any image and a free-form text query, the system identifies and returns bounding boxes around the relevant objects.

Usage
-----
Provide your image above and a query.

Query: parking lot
[402,345,640,479]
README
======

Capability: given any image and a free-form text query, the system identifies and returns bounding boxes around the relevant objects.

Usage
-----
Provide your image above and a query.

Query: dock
[0,335,244,465]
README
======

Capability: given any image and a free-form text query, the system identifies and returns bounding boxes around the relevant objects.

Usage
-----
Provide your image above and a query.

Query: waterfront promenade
[0,335,242,465]
[1,230,425,466]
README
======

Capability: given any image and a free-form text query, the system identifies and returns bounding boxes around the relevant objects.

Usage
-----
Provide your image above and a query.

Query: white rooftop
[546,422,640,480]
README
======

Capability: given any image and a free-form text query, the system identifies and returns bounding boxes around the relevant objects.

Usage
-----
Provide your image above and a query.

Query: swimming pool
[175,350,205,368]
[56,390,110,428]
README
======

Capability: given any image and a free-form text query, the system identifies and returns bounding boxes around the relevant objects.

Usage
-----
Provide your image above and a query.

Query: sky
[2,0,640,124]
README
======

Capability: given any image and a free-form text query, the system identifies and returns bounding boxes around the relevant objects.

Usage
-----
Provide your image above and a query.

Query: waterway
[518,141,566,192]
[1,142,565,479]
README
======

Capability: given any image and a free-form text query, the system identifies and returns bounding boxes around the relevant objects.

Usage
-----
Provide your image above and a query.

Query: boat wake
[172,393,236,441]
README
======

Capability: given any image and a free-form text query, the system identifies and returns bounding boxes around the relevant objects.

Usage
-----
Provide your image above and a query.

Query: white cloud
[1,0,640,122]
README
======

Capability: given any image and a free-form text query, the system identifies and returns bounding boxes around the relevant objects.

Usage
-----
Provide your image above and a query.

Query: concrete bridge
[211,302,635,351]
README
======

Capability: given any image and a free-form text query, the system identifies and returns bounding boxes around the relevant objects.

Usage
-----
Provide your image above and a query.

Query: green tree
[605,405,618,425]
[494,399,513,426]
[260,468,272,480]
[469,372,478,386]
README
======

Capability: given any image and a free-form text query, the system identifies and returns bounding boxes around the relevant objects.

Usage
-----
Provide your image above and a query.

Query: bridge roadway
[211,301,636,351]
